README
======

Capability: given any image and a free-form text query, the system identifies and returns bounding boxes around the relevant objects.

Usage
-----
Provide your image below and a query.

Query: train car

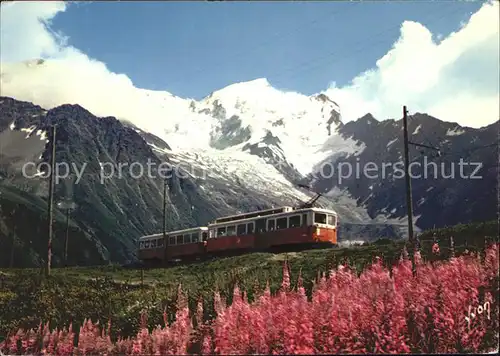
[138,233,165,264]
[206,207,338,254]
[138,227,208,266]
[137,187,338,265]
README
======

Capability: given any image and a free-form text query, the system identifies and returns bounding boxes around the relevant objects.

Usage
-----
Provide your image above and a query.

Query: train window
[327,215,336,226]
[202,232,208,241]
[158,239,164,247]
[184,234,191,244]
[289,215,301,228]
[227,225,236,236]
[237,224,246,235]
[191,233,199,243]
[267,219,275,231]
[144,241,150,249]
[176,235,183,244]
[314,213,327,224]
[302,214,308,226]
[217,227,226,237]
[276,217,287,230]
[139,242,144,249]
[150,239,157,248]
[247,222,254,234]
[169,236,175,245]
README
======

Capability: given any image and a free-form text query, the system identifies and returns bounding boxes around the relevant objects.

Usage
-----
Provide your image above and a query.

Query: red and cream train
[138,205,338,265]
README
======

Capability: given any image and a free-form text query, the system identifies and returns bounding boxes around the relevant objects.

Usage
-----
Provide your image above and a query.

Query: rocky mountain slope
[309,113,498,229]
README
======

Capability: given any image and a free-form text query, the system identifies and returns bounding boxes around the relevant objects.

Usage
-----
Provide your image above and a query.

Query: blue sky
[50,1,485,99]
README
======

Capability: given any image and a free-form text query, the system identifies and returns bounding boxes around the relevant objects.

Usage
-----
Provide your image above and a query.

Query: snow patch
[36,130,48,142]
[387,138,398,148]
[412,124,422,135]
[446,126,465,136]
[21,125,36,138]
[148,142,170,154]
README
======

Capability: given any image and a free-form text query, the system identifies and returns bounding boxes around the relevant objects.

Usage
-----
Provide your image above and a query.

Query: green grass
[0,219,496,342]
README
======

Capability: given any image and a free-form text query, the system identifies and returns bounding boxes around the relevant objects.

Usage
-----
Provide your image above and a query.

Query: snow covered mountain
[127,78,364,178]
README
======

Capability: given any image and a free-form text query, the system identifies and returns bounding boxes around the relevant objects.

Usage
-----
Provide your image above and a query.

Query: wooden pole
[403,106,416,276]
[163,178,168,262]
[46,125,57,277]
[64,207,70,266]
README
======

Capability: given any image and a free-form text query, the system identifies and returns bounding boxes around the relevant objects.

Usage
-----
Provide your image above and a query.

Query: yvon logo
[465,301,491,329]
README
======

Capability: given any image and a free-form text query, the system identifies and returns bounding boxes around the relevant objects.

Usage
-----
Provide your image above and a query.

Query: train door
[255,218,268,249]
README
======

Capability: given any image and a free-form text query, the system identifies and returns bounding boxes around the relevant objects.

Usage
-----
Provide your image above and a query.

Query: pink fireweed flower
[432,242,440,255]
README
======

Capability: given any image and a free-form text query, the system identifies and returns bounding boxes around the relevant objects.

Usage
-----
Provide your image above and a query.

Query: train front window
[202,232,208,241]
[150,240,157,248]
[267,219,275,231]
[217,227,226,237]
[302,214,308,226]
[314,213,327,224]
[144,241,150,249]
[289,215,301,228]
[276,217,287,230]
[327,215,336,226]
[191,233,199,243]
[140,241,144,249]
[184,234,191,244]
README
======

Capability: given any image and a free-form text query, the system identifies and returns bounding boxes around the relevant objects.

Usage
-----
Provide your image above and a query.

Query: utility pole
[402,106,416,276]
[162,177,168,262]
[9,234,15,268]
[46,125,57,277]
[163,178,167,238]
[64,207,70,266]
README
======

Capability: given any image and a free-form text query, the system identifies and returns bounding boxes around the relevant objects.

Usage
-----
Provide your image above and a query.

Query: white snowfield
[129,78,363,177]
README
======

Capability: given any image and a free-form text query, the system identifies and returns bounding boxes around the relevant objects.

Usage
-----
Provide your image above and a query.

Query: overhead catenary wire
[165,1,466,93]
[268,2,468,86]
[406,113,499,162]
[165,3,362,89]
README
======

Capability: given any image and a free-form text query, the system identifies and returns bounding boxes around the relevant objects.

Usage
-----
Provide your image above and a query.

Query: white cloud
[0,1,67,62]
[0,0,498,130]
[324,0,499,128]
